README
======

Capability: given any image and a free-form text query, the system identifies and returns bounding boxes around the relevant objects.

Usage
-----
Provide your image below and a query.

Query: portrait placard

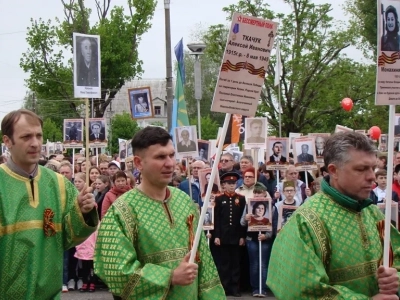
[47,142,55,157]
[231,151,243,163]
[308,133,330,162]
[266,137,289,170]
[125,139,133,164]
[128,87,154,119]
[73,33,101,98]
[63,119,83,148]
[244,118,267,149]
[293,137,318,171]
[202,206,215,231]
[199,168,222,202]
[277,204,298,232]
[174,125,198,157]
[54,142,63,154]
[379,134,388,152]
[288,133,301,151]
[119,139,127,162]
[376,0,400,105]
[247,198,272,232]
[211,13,278,116]
[41,145,47,157]
[88,118,107,148]
[335,125,353,133]
[197,140,210,162]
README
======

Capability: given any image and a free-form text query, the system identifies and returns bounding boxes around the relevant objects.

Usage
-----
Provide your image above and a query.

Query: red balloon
[341,98,353,111]
[369,126,381,140]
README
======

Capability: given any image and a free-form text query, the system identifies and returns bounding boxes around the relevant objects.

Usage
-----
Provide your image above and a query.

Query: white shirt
[373,187,386,203]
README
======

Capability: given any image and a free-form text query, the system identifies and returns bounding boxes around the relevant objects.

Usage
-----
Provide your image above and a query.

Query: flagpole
[278,82,282,138]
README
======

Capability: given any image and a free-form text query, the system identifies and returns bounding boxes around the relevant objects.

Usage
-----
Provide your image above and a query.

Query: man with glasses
[218,153,241,178]
[274,165,308,205]
[178,160,205,207]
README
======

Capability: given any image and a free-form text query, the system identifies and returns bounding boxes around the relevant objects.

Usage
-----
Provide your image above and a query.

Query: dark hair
[324,132,377,169]
[131,127,172,155]
[113,170,127,183]
[386,5,399,34]
[1,109,43,142]
[252,201,267,215]
[48,154,57,161]
[272,141,283,149]
[375,169,387,178]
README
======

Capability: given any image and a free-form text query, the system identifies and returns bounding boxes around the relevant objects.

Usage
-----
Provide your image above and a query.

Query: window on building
[154,106,161,116]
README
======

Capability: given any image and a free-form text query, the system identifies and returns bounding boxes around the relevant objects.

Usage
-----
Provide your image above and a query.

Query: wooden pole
[85,99,90,185]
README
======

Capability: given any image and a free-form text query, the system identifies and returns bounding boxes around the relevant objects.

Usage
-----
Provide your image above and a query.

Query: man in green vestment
[94,126,225,299]
[267,132,400,300]
[0,109,99,299]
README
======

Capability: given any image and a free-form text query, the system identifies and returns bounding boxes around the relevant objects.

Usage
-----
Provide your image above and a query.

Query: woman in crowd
[94,175,110,220]
[101,171,131,218]
[88,166,101,187]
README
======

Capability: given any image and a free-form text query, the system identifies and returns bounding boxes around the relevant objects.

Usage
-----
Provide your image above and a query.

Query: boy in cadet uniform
[214,172,246,297]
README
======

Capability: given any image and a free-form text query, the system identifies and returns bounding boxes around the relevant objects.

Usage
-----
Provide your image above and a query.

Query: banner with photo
[376,0,400,105]
[379,134,388,152]
[88,118,107,148]
[277,205,298,232]
[288,133,301,151]
[247,198,273,232]
[202,206,215,231]
[128,87,154,119]
[125,139,134,164]
[73,33,101,98]
[292,137,318,171]
[308,133,330,164]
[266,137,290,170]
[197,140,210,162]
[119,139,127,162]
[244,118,267,149]
[63,119,84,148]
[199,168,222,202]
[46,142,55,157]
[174,125,198,158]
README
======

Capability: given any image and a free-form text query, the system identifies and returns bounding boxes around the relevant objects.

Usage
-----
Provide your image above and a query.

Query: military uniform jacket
[214,192,246,245]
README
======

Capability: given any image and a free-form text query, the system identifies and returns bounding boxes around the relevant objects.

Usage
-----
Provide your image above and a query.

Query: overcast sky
[0,0,351,121]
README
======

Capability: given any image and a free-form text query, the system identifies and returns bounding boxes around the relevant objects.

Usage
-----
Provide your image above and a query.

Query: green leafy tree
[42,119,63,142]
[20,0,157,128]
[202,0,382,136]
[108,112,140,154]
[190,116,219,140]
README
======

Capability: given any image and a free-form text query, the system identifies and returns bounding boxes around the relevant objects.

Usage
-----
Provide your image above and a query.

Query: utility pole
[164,0,173,131]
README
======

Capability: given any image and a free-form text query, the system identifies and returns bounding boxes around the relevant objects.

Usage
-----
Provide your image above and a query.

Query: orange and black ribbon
[378,52,400,66]
[221,60,265,78]
[376,219,394,267]
[186,214,200,263]
[43,208,56,237]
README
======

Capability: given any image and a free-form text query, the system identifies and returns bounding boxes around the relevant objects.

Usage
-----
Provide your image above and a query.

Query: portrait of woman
[202,172,220,197]
[382,5,400,51]
[249,202,271,227]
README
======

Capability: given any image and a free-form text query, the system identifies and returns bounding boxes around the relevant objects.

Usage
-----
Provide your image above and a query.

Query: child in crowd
[94,175,111,220]
[101,171,131,218]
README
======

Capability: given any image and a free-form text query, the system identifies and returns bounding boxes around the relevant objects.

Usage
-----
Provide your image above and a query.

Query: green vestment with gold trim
[94,187,226,300]
[0,164,99,299]
[267,178,400,299]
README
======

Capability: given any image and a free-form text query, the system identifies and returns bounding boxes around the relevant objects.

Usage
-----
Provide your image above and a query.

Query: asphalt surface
[61,290,276,299]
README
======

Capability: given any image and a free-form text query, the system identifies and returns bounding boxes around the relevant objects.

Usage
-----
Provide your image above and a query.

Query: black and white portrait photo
[293,137,317,170]
[231,151,243,163]
[119,139,127,161]
[175,126,198,155]
[266,137,289,169]
[88,118,107,148]
[73,33,101,98]
[63,119,83,148]
[381,2,400,52]
[202,206,214,230]
[245,118,267,148]
[126,139,133,158]
[197,140,210,162]
[308,134,330,158]
[128,87,153,119]
[395,114,400,136]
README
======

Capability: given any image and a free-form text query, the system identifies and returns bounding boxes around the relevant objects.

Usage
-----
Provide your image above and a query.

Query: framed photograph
[288,133,301,151]
[308,133,330,160]
[41,145,47,157]
[128,87,154,119]
[244,118,267,149]
[395,114,400,136]
[247,198,273,232]
[175,125,198,157]
[379,134,388,152]
[231,151,243,163]
[266,137,289,170]
[277,204,298,232]
[119,139,127,162]
[202,206,214,230]
[199,168,222,201]
[63,119,83,148]
[125,139,133,164]
[377,203,398,227]
[54,142,63,154]
[197,140,210,162]
[88,118,107,148]
[47,142,55,157]
[293,137,318,171]
[73,33,101,98]
[335,125,353,133]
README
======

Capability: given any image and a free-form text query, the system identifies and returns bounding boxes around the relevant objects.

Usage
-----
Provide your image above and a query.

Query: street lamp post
[164,0,173,131]
[187,42,206,140]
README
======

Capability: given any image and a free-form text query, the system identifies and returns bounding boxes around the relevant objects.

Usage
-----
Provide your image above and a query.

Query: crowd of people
[2,109,400,299]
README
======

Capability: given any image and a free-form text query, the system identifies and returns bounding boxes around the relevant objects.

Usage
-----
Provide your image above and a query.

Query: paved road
[61,290,276,300]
